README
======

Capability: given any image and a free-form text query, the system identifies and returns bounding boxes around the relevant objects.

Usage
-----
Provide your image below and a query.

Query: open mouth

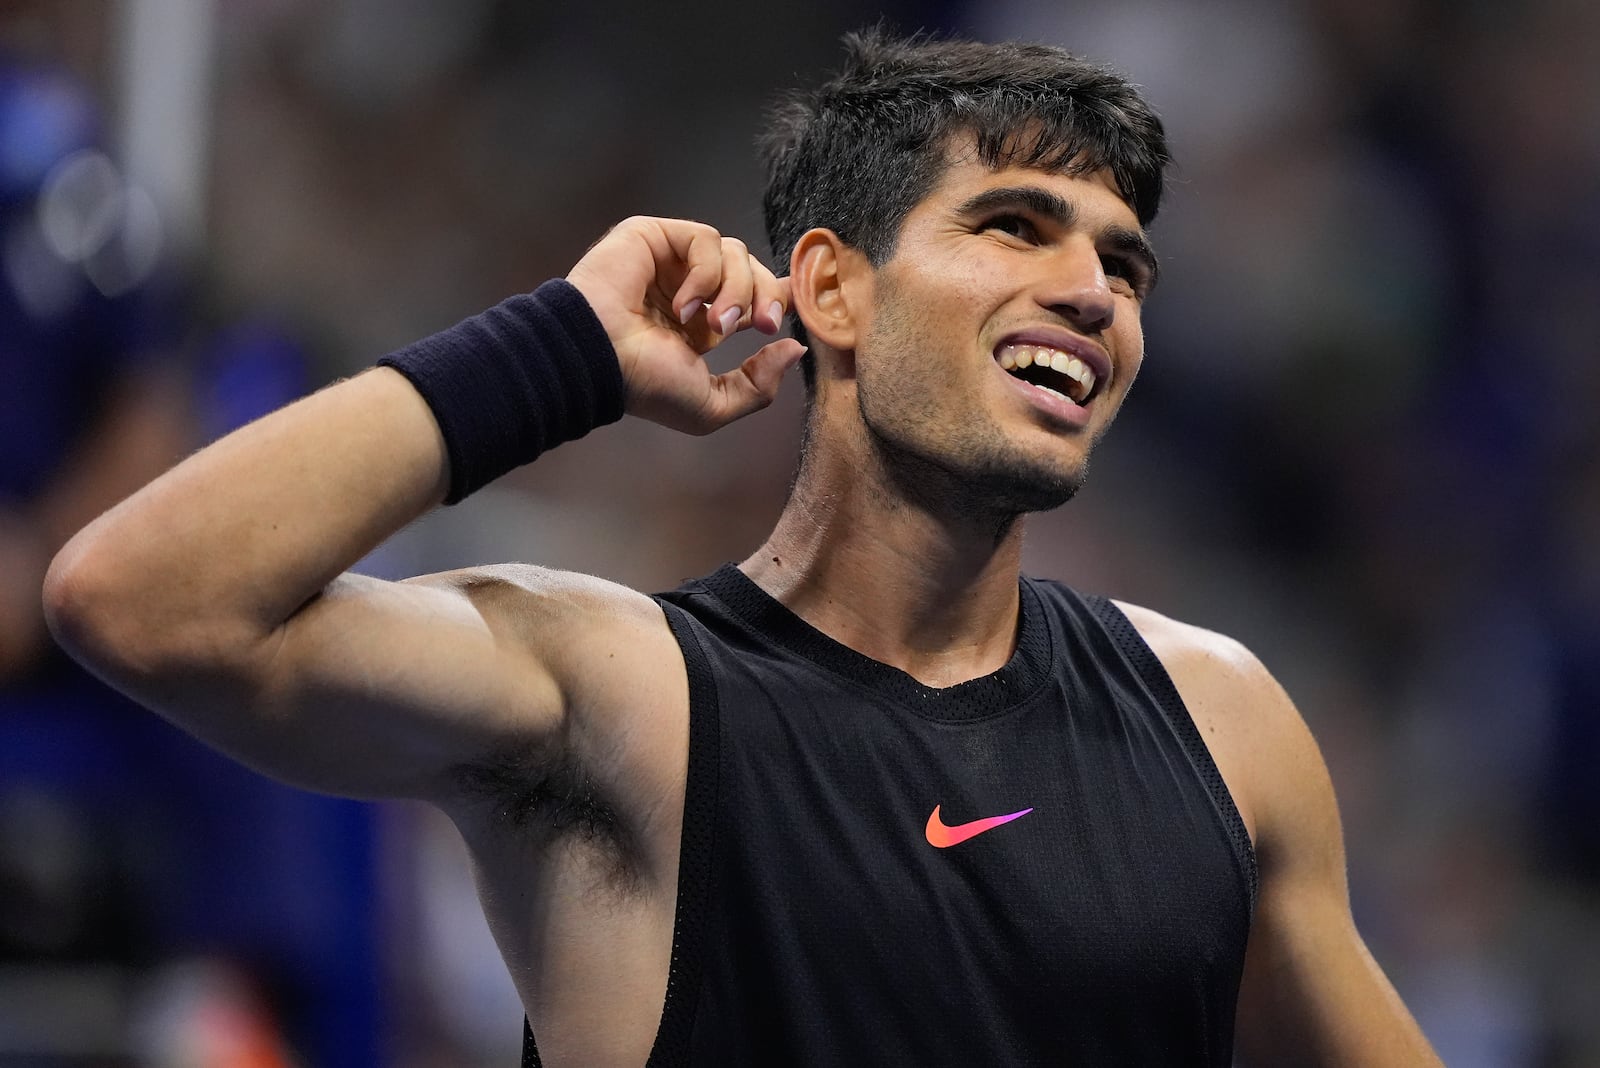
[995,343,1101,406]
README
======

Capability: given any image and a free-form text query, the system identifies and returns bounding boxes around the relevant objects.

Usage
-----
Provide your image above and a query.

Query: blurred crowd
[1,0,1595,1065]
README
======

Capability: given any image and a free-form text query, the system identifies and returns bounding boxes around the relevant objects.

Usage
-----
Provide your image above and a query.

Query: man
[45,29,1441,1067]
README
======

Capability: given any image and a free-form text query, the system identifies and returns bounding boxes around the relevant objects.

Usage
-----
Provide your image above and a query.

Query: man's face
[851,149,1156,517]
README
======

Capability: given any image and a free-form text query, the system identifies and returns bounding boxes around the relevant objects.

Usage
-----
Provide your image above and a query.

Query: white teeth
[1032,383,1069,402]
[995,342,1103,403]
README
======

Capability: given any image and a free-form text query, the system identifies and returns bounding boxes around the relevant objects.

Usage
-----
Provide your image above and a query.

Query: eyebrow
[954,184,1161,291]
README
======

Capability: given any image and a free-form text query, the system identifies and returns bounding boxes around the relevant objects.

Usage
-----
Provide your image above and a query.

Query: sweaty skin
[45,156,1441,1066]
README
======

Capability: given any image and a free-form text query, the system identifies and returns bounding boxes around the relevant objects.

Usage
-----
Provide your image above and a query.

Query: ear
[790,228,870,357]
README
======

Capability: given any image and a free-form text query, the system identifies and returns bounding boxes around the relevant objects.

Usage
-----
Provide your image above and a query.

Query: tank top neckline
[691,563,1056,723]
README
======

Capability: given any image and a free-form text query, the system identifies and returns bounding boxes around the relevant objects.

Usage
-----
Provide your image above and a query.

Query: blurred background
[1,0,1596,1064]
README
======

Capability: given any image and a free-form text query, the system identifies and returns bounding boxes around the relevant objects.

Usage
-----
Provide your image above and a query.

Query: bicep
[1237,884,1429,1066]
[1233,673,1440,1066]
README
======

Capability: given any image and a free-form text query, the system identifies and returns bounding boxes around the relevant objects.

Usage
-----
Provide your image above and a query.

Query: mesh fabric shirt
[523,564,1257,1066]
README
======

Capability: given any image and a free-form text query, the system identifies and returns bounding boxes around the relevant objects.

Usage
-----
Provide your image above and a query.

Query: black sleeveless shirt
[522,565,1256,1066]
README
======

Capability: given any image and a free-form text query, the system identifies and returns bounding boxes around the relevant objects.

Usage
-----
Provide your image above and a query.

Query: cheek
[893,245,1001,318]
[865,270,966,357]
[1122,328,1146,383]
[1106,300,1145,383]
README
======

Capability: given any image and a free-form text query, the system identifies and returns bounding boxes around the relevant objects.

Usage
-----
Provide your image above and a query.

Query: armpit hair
[452,741,636,877]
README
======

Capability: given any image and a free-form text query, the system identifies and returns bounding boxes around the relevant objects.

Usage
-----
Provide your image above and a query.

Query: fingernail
[767,301,784,330]
[679,301,699,325]
[718,306,742,335]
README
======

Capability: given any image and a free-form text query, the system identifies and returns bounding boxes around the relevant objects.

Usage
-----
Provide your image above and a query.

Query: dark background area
[2,1,1596,1064]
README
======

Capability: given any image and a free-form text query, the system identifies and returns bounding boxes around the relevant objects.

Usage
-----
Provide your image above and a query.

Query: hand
[566,217,806,435]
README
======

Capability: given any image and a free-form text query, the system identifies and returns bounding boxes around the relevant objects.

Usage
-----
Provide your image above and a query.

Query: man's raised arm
[42,217,804,803]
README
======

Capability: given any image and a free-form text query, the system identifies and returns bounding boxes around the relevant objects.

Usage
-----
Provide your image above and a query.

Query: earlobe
[790,229,864,356]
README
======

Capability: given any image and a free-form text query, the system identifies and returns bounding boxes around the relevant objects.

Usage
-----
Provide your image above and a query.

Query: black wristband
[378,279,626,504]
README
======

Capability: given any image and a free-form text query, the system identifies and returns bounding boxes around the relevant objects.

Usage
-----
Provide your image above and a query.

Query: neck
[741,435,1027,689]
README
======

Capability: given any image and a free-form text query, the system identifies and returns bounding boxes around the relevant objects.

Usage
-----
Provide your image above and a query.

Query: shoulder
[1023,578,1278,711]
[1110,599,1278,706]
[1110,599,1330,855]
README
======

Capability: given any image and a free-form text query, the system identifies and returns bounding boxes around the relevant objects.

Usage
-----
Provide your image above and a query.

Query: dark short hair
[761,27,1170,387]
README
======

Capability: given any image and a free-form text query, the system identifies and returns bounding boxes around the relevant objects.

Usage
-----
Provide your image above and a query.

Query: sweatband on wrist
[378,278,625,504]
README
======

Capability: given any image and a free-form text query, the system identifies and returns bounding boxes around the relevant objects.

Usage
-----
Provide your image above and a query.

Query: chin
[970,457,1086,515]
[875,431,1088,519]
[860,398,1094,518]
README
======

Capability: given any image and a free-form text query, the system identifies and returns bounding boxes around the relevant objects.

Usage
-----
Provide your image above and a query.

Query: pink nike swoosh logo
[924,804,1034,848]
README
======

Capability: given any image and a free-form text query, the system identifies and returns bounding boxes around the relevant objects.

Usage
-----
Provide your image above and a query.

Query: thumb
[701,338,807,431]
[742,338,807,401]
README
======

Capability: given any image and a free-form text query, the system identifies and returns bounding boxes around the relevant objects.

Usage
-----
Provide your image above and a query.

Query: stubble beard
[851,273,1113,530]
[855,296,1089,528]
[860,403,1087,527]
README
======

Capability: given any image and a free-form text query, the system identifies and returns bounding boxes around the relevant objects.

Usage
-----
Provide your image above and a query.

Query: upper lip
[992,328,1112,396]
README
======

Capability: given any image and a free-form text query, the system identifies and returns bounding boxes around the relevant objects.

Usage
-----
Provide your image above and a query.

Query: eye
[1101,255,1148,296]
[980,213,1040,243]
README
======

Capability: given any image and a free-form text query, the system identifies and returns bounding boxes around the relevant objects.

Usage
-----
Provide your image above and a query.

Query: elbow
[43,535,112,665]
[42,529,247,685]
[43,532,149,679]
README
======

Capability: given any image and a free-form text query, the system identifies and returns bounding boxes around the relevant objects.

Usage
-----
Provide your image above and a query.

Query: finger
[704,237,755,337]
[751,263,792,335]
[699,338,807,431]
[661,222,727,324]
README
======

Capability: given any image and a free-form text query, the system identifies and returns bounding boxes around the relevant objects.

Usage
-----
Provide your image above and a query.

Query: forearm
[46,279,626,681]
[36,219,789,804]
[46,366,450,670]
[44,220,793,723]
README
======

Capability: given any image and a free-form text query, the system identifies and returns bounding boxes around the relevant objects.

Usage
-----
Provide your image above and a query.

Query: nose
[1038,238,1114,333]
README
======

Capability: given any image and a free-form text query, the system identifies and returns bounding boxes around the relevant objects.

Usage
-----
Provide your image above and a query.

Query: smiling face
[845,147,1157,518]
